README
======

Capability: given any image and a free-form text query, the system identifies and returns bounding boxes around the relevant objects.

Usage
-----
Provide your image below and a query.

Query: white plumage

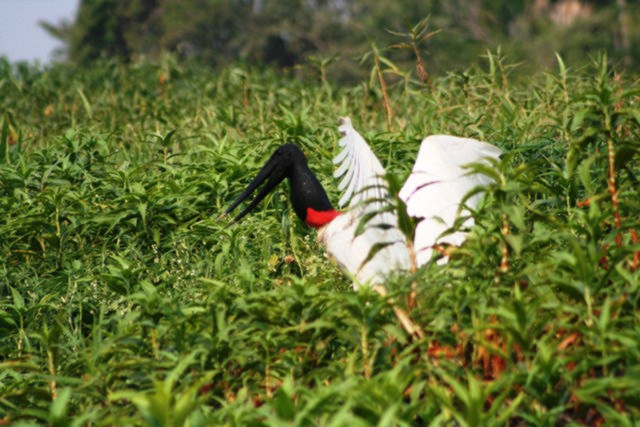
[318,117,502,288]
[399,134,503,266]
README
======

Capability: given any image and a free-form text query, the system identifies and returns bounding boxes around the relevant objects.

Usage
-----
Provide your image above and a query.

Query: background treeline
[41,0,640,81]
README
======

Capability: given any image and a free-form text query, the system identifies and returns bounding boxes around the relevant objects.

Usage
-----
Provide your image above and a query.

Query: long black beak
[219,149,289,225]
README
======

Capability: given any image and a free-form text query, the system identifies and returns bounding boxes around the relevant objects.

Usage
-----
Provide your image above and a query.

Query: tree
[40,0,640,78]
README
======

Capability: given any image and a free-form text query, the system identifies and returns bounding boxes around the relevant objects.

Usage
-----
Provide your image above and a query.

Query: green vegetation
[1,50,639,425]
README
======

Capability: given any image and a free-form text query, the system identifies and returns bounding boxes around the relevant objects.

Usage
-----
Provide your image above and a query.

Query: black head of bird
[221,144,341,228]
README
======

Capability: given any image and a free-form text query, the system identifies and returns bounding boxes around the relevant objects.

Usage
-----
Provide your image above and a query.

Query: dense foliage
[1,51,639,425]
[42,0,640,80]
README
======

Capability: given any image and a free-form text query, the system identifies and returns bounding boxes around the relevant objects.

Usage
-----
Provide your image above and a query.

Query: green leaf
[10,286,25,311]
[49,387,71,425]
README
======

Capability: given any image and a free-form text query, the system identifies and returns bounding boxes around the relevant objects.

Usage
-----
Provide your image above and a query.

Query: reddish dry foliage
[425,319,524,381]
[475,317,523,380]
[557,331,581,351]
[427,339,465,361]
[553,327,632,426]
[252,394,264,407]
[426,323,467,365]
[198,382,214,395]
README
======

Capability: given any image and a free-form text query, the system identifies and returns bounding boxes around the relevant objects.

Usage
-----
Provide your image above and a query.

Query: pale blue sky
[0,0,79,63]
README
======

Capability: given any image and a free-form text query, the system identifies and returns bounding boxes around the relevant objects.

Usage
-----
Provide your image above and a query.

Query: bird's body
[317,207,412,287]
[222,117,502,288]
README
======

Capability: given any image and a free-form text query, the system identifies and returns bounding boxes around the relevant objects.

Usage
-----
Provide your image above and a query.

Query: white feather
[334,117,388,210]
[398,135,502,266]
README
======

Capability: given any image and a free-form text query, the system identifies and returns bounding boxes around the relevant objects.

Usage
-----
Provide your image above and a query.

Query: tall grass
[0,52,638,425]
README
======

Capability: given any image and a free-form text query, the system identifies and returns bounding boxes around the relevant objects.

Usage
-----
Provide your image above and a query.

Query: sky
[0,0,79,63]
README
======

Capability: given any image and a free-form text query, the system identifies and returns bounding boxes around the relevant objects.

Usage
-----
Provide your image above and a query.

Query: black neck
[288,157,333,221]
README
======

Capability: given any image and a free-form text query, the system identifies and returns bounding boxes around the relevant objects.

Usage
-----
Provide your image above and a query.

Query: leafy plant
[0,52,638,425]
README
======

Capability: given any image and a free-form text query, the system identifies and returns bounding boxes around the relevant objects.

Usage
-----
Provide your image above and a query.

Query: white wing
[398,135,502,266]
[334,117,387,211]
[321,117,410,288]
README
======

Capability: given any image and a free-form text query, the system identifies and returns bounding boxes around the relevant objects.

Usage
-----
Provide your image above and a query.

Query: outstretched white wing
[398,135,502,266]
[318,117,410,288]
[333,117,388,212]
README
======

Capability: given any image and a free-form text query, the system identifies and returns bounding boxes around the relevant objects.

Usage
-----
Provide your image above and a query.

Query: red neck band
[305,208,342,228]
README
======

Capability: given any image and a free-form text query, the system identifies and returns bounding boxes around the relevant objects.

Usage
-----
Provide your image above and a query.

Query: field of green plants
[1,52,639,425]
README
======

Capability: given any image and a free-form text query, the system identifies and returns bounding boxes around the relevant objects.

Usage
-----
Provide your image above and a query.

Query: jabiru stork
[221,117,502,289]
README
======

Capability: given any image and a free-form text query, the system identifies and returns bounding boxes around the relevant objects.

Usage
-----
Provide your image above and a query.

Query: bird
[221,117,502,289]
